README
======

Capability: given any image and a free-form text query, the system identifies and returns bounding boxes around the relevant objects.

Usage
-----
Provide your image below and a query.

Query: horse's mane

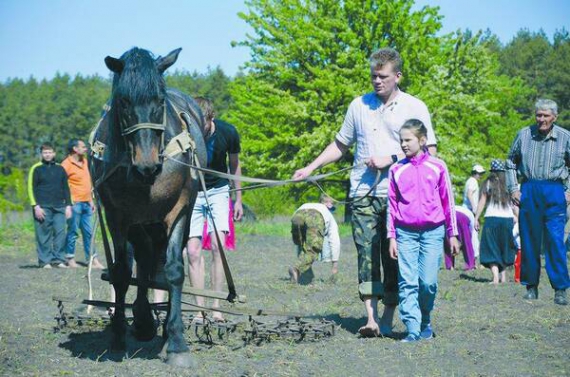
[111,48,166,103]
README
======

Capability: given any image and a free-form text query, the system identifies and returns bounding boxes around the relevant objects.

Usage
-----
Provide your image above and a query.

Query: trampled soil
[0,227,569,376]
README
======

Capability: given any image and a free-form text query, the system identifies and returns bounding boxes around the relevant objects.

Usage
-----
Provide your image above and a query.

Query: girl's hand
[389,238,398,260]
[474,218,480,231]
[449,236,460,256]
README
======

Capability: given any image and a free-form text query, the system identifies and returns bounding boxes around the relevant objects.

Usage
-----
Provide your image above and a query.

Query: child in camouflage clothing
[289,195,340,283]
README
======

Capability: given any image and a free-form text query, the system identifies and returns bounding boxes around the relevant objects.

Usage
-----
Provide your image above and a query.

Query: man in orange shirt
[61,139,104,269]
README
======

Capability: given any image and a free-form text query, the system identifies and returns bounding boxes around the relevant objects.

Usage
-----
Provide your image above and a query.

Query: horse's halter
[120,102,168,162]
[120,103,167,136]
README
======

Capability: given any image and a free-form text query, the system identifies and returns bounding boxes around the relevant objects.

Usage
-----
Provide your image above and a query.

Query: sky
[0,0,568,82]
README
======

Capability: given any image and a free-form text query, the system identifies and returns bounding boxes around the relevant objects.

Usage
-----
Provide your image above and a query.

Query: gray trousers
[34,206,67,266]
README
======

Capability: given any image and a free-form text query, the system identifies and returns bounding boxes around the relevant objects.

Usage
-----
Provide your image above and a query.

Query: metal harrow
[53,297,335,345]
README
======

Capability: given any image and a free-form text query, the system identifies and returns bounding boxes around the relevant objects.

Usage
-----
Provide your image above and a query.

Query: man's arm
[292,139,348,180]
[465,179,477,213]
[228,153,243,221]
[28,163,45,221]
[28,163,39,207]
[61,167,73,219]
[506,132,522,205]
[368,145,437,170]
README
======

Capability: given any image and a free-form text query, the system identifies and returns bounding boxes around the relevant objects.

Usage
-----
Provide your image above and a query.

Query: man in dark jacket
[28,143,72,268]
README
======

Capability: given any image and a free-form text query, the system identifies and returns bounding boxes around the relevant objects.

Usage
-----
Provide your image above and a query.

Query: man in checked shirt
[506,98,570,305]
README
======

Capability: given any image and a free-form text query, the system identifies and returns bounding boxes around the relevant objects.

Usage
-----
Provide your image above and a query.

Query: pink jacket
[387,153,458,239]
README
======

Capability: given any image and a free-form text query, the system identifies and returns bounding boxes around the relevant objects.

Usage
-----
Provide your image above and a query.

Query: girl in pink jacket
[388,119,460,342]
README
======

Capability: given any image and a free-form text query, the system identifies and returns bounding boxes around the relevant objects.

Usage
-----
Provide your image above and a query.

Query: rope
[164,155,381,205]
[163,155,359,186]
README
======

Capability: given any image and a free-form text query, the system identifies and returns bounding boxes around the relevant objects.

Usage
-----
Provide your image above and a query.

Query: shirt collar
[406,151,429,165]
[531,124,558,140]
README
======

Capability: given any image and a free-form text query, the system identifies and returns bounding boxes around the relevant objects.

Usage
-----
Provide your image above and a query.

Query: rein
[163,156,382,205]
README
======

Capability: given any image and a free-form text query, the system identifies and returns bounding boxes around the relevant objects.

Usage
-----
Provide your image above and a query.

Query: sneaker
[400,333,420,343]
[42,264,52,269]
[523,286,538,300]
[420,324,435,340]
[554,290,568,306]
[55,263,68,269]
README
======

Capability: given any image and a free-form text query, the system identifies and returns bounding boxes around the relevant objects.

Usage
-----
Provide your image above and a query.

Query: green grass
[236,218,352,237]
[0,219,35,254]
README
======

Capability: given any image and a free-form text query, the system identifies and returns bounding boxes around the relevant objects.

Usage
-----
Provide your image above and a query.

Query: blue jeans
[520,181,570,290]
[65,202,94,261]
[396,225,444,336]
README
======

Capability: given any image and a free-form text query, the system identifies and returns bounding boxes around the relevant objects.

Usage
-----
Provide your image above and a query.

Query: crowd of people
[291,48,569,342]
[29,47,569,345]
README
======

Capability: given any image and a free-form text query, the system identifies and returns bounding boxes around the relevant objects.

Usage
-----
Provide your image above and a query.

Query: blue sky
[0,0,568,81]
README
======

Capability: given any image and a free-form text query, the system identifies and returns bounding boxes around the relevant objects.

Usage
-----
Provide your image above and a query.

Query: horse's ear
[156,48,182,74]
[105,56,124,74]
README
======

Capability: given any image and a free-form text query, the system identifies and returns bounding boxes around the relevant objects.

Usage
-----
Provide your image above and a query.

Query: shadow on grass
[459,273,492,283]
[318,314,405,340]
[59,326,164,362]
[19,264,42,269]
[278,268,316,285]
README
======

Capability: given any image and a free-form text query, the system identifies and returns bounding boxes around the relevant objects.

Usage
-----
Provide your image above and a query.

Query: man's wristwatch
[391,154,398,163]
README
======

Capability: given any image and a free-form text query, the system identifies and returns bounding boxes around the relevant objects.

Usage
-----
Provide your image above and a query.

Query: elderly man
[293,48,437,337]
[506,99,570,305]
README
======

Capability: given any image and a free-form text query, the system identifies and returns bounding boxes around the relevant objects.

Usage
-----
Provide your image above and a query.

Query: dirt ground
[0,224,569,377]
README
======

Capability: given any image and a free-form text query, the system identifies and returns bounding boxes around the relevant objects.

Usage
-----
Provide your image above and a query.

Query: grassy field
[0,218,568,376]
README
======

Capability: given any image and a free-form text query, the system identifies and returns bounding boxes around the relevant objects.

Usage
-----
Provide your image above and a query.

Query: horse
[90,47,206,367]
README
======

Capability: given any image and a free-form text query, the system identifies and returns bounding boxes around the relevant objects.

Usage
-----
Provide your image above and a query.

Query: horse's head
[105,47,181,182]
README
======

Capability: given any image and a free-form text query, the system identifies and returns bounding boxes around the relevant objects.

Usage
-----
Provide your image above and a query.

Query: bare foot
[288,267,299,283]
[211,308,225,322]
[91,258,105,269]
[67,258,78,268]
[358,323,380,338]
[191,313,205,325]
[212,315,225,323]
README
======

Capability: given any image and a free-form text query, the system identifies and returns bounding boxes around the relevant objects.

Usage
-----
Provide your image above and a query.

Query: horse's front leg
[107,218,131,351]
[130,225,158,341]
[163,210,195,368]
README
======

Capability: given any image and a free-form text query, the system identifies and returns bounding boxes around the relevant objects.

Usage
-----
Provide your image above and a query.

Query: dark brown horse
[91,47,206,367]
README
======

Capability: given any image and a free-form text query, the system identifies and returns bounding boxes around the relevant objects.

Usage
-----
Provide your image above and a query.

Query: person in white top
[463,164,485,266]
[463,164,486,214]
[289,195,340,283]
[293,48,437,338]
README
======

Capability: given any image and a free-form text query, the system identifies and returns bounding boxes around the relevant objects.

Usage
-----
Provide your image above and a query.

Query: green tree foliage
[0,167,26,211]
[412,30,531,189]
[0,74,110,169]
[0,68,233,210]
[227,0,530,210]
[166,66,233,117]
[498,29,570,127]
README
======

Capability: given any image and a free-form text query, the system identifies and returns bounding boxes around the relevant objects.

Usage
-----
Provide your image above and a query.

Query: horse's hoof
[111,337,126,352]
[165,351,196,368]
